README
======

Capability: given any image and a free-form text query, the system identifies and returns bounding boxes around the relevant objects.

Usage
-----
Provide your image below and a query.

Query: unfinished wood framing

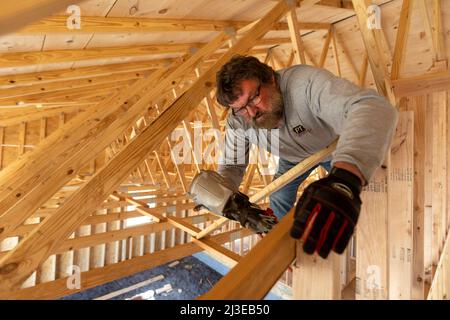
[0,0,449,301]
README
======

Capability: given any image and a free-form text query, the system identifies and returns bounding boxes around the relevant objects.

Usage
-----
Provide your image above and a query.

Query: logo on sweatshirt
[293,124,306,135]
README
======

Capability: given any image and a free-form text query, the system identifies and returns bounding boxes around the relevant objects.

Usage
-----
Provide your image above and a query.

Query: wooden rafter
[333,28,360,80]
[0,71,149,100]
[192,237,242,268]
[201,209,295,299]
[0,0,291,292]
[391,0,412,80]
[431,0,446,62]
[330,26,341,76]
[0,105,85,127]
[0,211,209,259]
[391,70,450,98]
[0,38,305,72]
[18,16,330,33]
[0,44,196,69]
[0,228,250,299]
[0,60,167,88]
[0,127,4,170]
[0,66,170,244]
[286,2,307,64]
[358,52,368,87]
[351,0,390,96]
[0,80,135,106]
[319,27,333,68]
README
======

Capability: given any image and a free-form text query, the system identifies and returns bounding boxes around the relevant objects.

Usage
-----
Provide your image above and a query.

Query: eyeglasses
[230,84,262,116]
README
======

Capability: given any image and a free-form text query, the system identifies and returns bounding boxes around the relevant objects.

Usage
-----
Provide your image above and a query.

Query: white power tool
[188,170,278,234]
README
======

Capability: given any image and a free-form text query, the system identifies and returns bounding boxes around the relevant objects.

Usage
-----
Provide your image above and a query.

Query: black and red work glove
[290,167,362,259]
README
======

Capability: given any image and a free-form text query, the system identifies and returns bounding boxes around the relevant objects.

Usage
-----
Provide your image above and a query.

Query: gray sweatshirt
[218,64,398,188]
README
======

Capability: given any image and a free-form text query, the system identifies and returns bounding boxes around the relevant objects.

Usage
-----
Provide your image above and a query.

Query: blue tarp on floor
[61,256,222,300]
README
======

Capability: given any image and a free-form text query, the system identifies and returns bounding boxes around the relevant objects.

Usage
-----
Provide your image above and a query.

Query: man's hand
[290,167,362,258]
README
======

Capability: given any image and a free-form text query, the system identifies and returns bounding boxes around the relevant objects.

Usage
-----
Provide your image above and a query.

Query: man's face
[229,78,284,129]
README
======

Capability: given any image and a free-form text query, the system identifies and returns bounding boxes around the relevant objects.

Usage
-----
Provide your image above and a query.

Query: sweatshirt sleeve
[217,115,250,189]
[306,68,398,183]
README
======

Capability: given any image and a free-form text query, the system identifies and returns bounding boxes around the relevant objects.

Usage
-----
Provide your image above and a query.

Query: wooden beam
[356,168,389,299]
[153,103,190,192]
[195,216,230,240]
[202,137,336,299]
[94,274,164,300]
[200,209,295,299]
[7,205,196,240]
[358,53,368,87]
[303,47,318,67]
[0,60,169,88]
[408,96,426,299]
[0,44,197,68]
[319,27,333,68]
[164,136,189,193]
[388,111,414,299]
[318,0,346,7]
[0,53,183,230]
[250,140,337,203]
[0,0,85,36]
[431,91,447,265]
[0,106,88,127]
[0,71,150,100]
[351,0,390,96]
[0,228,249,299]
[352,1,393,299]
[0,67,171,243]
[55,214,213,255]
[0,80,135,106]
[19,16,330,33]
[333,29,360,81]
[192,237,242,268]
[391,70,450,98]
[0,127,4,170]
[0,36,314,70]
[423,95,434,292]
[109,192,164,222]
[0,0,291,292]
[390,0,412,80]
[431,0,446,62]
[17,122,26,157]
[427,227,450,299]
[331,27,341,76]
[153,151,171,188]
[293,249,341,299]
[286,3,307,64]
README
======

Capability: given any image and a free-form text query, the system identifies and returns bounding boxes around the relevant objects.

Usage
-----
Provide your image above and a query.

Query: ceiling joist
[0,44,196,69]
[0,60,171,88]
[17,16,331,34]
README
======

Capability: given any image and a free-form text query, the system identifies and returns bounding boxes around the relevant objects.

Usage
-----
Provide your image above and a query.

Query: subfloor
[61,256,222,300]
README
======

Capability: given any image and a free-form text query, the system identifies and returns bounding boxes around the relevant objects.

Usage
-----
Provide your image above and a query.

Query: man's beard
[252,88,284,129]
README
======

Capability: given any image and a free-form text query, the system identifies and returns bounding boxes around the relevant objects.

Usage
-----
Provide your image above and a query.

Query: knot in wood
[0,262,19,275]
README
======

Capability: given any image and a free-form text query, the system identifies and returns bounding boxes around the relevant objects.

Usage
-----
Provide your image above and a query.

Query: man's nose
[246,105,258,118]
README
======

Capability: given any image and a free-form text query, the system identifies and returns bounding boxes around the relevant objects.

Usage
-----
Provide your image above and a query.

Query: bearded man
[214,55,397,258]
